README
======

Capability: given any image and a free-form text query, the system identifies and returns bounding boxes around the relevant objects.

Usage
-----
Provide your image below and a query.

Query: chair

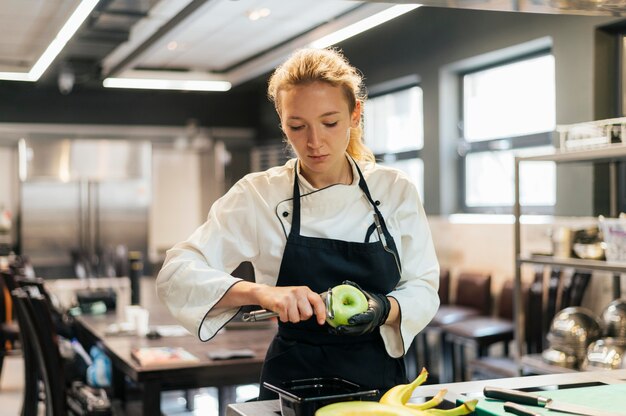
[420,271,491,383]
[0,271,21,385]
[442,279,515,381]
[12,288,66,415]
[413,268,450,379]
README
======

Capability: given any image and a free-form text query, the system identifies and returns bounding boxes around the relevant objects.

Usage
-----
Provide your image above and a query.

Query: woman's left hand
[331,280,391,335]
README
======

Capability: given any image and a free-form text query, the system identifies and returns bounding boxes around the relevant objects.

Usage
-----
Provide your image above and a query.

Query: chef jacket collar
[294,153,360,193]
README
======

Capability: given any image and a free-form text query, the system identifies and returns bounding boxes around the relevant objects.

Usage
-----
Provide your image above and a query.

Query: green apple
[325,284,369,328]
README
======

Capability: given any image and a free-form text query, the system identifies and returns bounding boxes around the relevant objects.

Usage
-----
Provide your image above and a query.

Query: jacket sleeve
[156,179,259,341]
[379,179,440,358]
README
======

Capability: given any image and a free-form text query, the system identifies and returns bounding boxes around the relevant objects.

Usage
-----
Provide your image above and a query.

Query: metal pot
[581,337,626,371]
[546,307,602,360]
[601,298,626,339]
[541,347,579,369]
[572,242,606,260]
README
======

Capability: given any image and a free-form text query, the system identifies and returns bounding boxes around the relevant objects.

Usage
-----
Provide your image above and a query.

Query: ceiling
[1,0,625,93]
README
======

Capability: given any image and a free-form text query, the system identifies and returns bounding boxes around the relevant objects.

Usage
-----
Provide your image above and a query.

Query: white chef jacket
[156,156,439,358]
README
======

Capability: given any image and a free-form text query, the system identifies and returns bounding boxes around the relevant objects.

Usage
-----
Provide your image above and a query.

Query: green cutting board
[472,383,626,415]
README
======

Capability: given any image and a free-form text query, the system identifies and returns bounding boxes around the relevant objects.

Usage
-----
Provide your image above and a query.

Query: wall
[0,81,263,129]
[336,7,618,215]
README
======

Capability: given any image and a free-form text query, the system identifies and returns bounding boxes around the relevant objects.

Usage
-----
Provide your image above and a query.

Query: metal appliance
[18,137,151,278]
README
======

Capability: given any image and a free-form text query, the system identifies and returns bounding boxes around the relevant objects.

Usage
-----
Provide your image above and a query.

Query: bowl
[581,337,626,371]
[541,347,579,369]
[263,378,379,416]
[546,307,602,359]
[601,299,626,338]
[572,242,605,260]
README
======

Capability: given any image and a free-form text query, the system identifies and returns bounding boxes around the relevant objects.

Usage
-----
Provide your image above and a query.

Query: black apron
[258,160,407,400]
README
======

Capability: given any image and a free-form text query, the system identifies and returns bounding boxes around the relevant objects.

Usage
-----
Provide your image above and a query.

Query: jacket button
[282,212,289,217]
[375,200,381,206]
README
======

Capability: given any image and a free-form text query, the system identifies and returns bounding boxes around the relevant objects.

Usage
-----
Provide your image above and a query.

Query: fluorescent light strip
[0,0,100,82]
[309,4,421,49]
[103,77,231,92]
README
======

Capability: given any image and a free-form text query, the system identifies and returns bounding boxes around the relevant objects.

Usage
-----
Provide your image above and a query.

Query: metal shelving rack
[513,129,626,374]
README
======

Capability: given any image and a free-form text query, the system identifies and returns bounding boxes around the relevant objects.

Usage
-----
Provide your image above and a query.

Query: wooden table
[228,369,626,416]
[47,277,277,416]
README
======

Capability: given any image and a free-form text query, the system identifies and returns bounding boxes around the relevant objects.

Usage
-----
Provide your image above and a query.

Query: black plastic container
[263,378,379,416]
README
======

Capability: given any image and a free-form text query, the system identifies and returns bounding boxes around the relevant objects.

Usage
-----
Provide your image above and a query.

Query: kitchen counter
[227,369,626,416]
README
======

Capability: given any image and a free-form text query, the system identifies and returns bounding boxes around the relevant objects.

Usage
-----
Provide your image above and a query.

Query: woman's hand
[214,281,326,325]
[255,285,327,325]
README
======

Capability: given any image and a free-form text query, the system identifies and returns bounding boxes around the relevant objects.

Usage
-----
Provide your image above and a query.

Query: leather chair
[0,270,21,388]
[12,288,64,415]
[420,271,491,383]
[414,268,449,378]
[442,279,514,381]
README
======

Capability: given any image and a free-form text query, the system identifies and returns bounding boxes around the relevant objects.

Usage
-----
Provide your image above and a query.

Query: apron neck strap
[291,157,385,234]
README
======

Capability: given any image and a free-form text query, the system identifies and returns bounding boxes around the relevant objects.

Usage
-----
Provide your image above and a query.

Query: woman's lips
[309,155,328,162]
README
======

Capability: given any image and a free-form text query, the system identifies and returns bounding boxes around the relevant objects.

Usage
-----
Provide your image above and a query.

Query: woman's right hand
[254,284,327,325]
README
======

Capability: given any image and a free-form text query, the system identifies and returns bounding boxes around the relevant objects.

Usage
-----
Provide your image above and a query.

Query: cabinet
[513,122,626,373]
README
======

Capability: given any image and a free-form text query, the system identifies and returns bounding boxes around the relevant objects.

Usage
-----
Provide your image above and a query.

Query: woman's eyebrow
[287,111,341,120]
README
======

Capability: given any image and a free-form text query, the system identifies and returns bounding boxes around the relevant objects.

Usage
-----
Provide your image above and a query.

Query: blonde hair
[267,48,375,163]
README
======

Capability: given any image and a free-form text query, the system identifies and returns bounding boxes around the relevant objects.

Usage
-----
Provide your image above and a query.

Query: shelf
[518,255,626,273]
[516,143,626,163]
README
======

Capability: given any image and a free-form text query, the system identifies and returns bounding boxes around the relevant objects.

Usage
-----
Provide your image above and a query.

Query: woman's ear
[351,101,362,128]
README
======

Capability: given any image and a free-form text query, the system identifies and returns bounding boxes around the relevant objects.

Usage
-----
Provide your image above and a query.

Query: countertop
[227,368,626,416]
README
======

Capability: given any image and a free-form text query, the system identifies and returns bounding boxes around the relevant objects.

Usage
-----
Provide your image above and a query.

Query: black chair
[413,268,450,379]
[12,288,66,415]
[442,279,515,381]
[0,272,21,386]
[420,271,491,383]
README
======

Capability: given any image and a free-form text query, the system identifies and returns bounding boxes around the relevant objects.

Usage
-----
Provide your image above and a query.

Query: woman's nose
[307,127,322,148]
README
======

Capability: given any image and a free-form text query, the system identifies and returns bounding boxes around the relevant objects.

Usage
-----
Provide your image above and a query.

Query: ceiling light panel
[0,0,79,72]
[129,0,360,72]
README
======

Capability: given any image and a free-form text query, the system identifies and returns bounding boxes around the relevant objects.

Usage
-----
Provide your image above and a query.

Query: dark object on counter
[129,251,143,305]
[264,378,378,416]
[76,288,116,312]
[66,381,112,416]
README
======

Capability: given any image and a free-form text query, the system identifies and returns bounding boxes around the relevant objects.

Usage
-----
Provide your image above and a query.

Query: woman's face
[278,81,360,188]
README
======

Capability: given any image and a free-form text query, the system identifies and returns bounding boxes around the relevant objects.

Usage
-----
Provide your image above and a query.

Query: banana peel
[380,367,429,405]
[315,401,425,416]
[314,368,478,416]
[314,399,477,416]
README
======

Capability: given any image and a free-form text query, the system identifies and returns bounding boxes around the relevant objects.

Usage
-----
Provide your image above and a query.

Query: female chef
[156,47,440,399]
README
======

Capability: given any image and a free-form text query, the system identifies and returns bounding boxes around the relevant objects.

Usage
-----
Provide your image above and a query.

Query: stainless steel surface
[514,145,626,377]
[516,142,626,163]
[363,0,626,16]
[582,337,626,370]
[601,299,626,338]
[573,242,606,260]
[19,138,151,278]
[540,347,578,369]
[546,307,602,360]
[517,254,626,273]
[241,310,279,322]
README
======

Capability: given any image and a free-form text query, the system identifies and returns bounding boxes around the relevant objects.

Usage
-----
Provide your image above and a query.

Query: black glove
[332,280,391,336]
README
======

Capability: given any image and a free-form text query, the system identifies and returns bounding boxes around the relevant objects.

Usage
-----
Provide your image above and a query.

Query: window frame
[365,80,425,199]
[458,49,556,215]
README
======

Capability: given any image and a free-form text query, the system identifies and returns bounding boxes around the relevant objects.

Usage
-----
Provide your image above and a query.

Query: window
[364,85,424,199]
[461,53,556,213]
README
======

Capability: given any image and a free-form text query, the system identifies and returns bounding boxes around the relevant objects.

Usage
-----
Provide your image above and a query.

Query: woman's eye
[288,125,304,131]
[324,122,338,128]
